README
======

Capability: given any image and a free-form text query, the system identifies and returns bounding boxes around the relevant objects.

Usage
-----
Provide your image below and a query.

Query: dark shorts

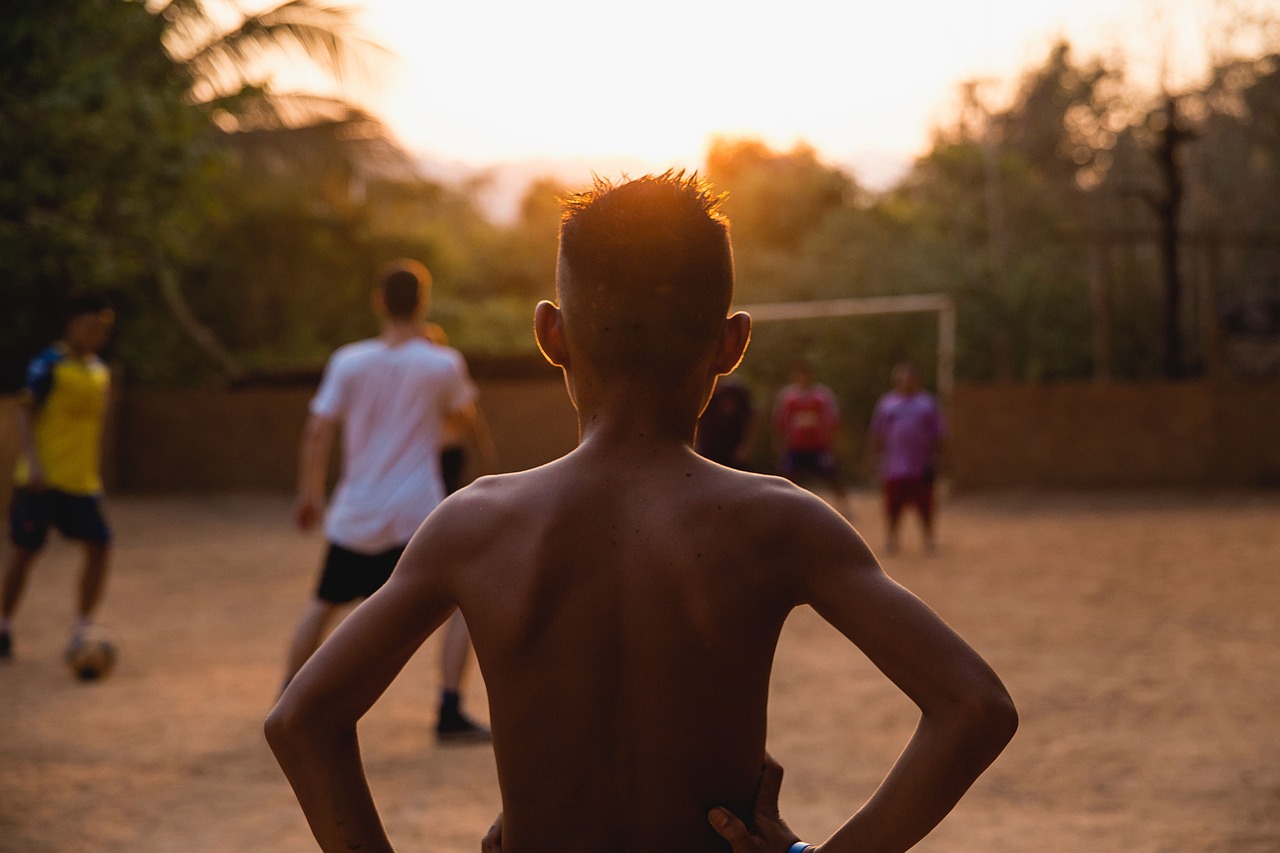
[316,542,406,604]
[780,449,838,478]
[440,446,467,496]
[883,476,935,521]
[9,488,112,550]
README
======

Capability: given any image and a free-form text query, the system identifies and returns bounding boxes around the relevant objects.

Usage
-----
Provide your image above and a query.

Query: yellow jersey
[14,344,110,495]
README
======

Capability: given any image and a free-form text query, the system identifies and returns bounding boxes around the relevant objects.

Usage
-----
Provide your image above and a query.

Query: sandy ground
[1,489,1278,852]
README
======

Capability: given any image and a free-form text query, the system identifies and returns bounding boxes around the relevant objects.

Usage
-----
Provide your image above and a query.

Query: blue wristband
[788,844,812,853]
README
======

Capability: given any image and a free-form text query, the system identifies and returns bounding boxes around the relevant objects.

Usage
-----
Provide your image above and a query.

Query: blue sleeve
[24,350,58,407]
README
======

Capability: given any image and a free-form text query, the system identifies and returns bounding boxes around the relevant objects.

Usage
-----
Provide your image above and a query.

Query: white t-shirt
[432,343,471,449]
[310,337,477,553]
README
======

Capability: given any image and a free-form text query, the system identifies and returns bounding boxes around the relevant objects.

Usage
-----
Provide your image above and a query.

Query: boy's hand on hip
[480,812,502,852]
[478,755,800,853]
[708,754,803,852]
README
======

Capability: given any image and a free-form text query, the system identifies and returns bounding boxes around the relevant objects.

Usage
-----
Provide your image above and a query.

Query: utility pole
[1149,95,1192,379]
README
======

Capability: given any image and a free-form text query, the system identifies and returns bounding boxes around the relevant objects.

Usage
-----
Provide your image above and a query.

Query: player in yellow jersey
[1,293,116,661]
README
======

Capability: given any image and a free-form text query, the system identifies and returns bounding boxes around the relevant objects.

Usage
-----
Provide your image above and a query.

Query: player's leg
[282,599,339,690]
[437,611,490,742]
[1,488,53,657]
[56,492,113,638]
[883,478,906,554]
[281,542,365,691]
[0,548,40,659]
[818,450,854,521]
[777,449,798,482]
[917,478,938,554]
[75,543,110,629]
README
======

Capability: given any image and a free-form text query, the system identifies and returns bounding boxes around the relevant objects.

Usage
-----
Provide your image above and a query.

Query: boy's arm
[790,496,1017,853]
[17,402,45,489]
[294,414,336,530]
[265,521,459,851]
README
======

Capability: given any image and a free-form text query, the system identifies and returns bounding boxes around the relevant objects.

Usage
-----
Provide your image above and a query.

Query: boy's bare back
[416,442,852,850]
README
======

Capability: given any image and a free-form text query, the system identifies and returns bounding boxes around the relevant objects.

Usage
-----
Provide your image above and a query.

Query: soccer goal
[735,294,957,399]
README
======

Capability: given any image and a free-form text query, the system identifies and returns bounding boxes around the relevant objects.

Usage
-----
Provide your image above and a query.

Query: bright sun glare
[290,0,1266,176]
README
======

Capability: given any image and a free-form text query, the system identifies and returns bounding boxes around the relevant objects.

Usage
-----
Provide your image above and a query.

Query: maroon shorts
[883,477,934,521]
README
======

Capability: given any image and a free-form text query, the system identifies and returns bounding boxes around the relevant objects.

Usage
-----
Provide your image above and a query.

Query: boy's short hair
[379,259,431,319]
[557,171,733,378]
[65,291,113,325]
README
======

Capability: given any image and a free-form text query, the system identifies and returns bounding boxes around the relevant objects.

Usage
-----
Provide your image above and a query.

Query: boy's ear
[534,300,569,368]
[713,311,751,376]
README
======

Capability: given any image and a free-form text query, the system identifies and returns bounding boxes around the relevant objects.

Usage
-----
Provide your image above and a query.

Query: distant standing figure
[422,322,499,495]
[772,361,851,518]
[695,376,754,469]
[422,320,499,739]
[284,260,490,742]
[2,293,116,661]
[869,361,947,554]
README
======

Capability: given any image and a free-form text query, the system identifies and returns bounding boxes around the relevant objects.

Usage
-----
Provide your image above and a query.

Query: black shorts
[780,449,838,478]
[316,542,405,604]
[440,446,467,496]
[9,487,112,550]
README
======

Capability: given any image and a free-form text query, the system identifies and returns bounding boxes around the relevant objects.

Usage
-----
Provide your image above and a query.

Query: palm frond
[179,0,388,103]
[217,96,421,182]
[210,89,366,131]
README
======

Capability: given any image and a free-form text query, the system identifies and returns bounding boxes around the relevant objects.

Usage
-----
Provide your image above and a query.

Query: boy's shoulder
[426,465,554,523]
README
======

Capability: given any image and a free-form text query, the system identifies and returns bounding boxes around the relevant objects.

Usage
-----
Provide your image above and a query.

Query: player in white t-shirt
[282,260,490,741]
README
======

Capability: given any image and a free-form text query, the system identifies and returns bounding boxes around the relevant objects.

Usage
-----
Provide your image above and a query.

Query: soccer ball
[65,631,117,681]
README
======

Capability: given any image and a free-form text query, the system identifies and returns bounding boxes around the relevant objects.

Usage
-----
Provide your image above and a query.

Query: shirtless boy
[266,173,1017,853]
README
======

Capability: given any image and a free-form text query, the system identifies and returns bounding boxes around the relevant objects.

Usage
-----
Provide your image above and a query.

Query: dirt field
[2,489,1278,852]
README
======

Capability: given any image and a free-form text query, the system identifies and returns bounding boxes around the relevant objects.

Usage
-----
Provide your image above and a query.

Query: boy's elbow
[264,696,315,758]
[984,689,1019,747]
[264,702,295,753]
[966,682,1018,752]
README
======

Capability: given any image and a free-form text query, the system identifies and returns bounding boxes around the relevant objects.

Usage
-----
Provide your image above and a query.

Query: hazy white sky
[302,0,1276,176]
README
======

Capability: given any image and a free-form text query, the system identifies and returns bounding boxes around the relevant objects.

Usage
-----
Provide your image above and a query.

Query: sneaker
[436,713,492,744]
[0,630,11,660]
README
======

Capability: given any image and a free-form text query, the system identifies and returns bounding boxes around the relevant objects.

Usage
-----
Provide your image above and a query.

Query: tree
[156,0,387,131]
[146,0,392,375]
[0,0,218,390]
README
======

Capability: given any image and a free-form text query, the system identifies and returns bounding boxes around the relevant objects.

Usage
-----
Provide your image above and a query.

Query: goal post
[735,294,957,400]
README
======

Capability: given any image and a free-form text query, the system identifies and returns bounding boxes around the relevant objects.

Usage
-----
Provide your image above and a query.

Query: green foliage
[0,0,218,390]
[7,15,1277,396]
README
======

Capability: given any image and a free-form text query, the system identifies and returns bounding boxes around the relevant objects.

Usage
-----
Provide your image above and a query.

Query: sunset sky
[291,0,1276,182]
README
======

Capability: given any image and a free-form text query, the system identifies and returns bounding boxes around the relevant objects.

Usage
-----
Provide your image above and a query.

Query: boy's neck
[574,385,702,454]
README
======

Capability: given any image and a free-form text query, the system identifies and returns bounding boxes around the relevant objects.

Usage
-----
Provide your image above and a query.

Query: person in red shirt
[772,361,852,519]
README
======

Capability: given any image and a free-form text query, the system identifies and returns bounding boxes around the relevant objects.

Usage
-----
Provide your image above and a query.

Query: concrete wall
[113,376,579,492]
[3,380,1277,497]
[0,397,19,523]
[949,380,1280,489]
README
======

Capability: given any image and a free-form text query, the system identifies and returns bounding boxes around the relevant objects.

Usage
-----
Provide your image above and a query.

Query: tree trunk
[153,254,242,378]
[1154,95,1187,379]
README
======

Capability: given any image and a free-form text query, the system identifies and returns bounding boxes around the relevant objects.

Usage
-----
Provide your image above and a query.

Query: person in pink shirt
[772,361,852,519]
[868,361,947,554]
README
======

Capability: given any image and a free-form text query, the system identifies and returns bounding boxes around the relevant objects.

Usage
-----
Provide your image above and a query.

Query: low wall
[114,376,579,492]
[2,380,1277,497]
[0,397,18,522]
[949,380,1280,489]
